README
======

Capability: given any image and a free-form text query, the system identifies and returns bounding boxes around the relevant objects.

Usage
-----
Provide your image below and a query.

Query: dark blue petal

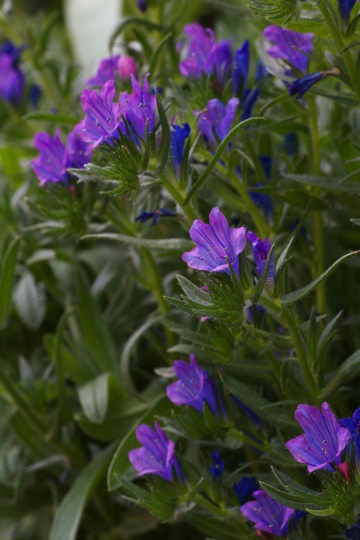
[233,476,259,504]
[289,72,324,98]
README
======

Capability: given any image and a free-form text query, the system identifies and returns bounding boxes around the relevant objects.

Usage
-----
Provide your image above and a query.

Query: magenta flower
[263,25,314,74]
[31,128,91,186]
[182,207,246,274]
[78,80,123,147]
[119,74,156,141]
[128,421,181,482]
[197,98,239,146]
[247,231,274,282]
[285,402,351,472]
[118,56,137,80]
[178,23,215,78]
[241,490,296,536]
[166,353,218,415]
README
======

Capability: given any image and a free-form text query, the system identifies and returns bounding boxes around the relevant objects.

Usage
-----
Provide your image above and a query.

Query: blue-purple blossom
[170,123,190,178]
[340,407,360,466]
[263,25,314,74]
[179,23,223,79]
[232,40,250,98]
[339,0,357,20]
[240,490,296,536]
[209,450,224,481]
[346,522,360,539]
[135,207,177,225]
[31,128,92,186]
[197,98,239,146]
[137,0,148,12]
[78,80,123,147]
[285,402,351,473]
[247,231,275,282]
[233,476,259,505]
[166,353,218,415]
[248,156,273,220]
[0,41,25,103]
[119,74,156,141]
[87,55,137,87]
[289,71,325,98]
[128,421,181,481]
[182,207,247,275]
[205,39,232,83]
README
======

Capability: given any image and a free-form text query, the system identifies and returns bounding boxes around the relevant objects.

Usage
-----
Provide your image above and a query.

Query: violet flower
[119,74,156,141]
[340,406,360,466]
[31,128,91,186]
[240,489,296,536]
[247,231,275,282]
[178,23,216,78]
[339,0,357,21]
[346,522,360,539]
[166,353,218,415]
[87,55,137,87]
[0,41,25,103]
[182,207,247,275]
[197,98,239,146]
[78,80,123,147]
[209,450,224,481]
[232,40,250,98]
[135,207,177,225]
[128,421,181,481]
[233,476,259,505]
[263,25,314,74]
[170,123,190,178]
[289,70,339,99]
[285,402,351,472]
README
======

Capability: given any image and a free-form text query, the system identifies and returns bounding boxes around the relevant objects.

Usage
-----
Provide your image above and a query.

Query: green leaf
[156,93,171,175]
[78,373,111,424]
[49,446,114,540]
[81,233,193,252]
[184,117,268,204]
[281,251,359,306]
[320,348,360,398]
[177,275,214,306]
[221,374,297,431]
[284,173,360,193]
[260,482,328,511]
[109,17,169,51]
[22,112,79,125]
[13,272,46,330]
[0,236,21,327]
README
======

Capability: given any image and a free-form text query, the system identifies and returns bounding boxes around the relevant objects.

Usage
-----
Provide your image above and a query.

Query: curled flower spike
[240,490,296,536]
[289,68,340,98]
[182,207,247,275]
[166,353,219,415]
[128,421,181,482]
[285,402,351,472]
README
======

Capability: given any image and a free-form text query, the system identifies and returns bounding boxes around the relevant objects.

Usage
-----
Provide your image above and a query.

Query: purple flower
[289,71,325,98]
[198,98,239,146]
[247,231,275,282]
[182,207,247,275]
[135,207,177,225]
[128,421,181,481]
[285,402,351,473]
[119,74,156,141]
[166,353,218,415]
[233,476,259,505]
[209,450,224,481]
[0,41,25,103]
[137,0,148,12]
[339,0,357,20]
[240,490,296,536]
[263,25,314,74]
[170,123,190,178]
[87,55,137,87]
[78,80,123,147]
[232,40,250,97]
[340,407,360,466]
[205,39,232,83]
[31,128,91,186]
[179,23,215,78]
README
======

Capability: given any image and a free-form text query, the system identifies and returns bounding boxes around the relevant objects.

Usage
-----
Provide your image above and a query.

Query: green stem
[281,312,319,402]
[319,1,360,100]
[308,97,326,314]
[162,176,197,222]
[229,170,268,238]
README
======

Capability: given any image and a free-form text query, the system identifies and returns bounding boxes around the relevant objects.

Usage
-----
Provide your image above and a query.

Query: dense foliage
[1,0,360,539]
